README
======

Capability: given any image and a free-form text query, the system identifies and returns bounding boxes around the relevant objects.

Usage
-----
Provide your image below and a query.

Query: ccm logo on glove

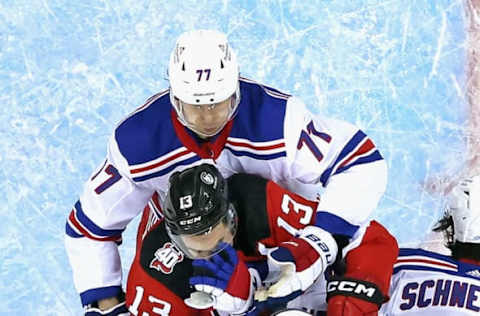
[327,277,384,306]
[328,280,376,297]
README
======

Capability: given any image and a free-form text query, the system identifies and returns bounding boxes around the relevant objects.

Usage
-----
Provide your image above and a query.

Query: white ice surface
[0,0,468,315]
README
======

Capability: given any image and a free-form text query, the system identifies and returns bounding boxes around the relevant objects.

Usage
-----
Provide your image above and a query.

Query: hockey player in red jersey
[124,164,398,315]
[379,175,480,316]
[66,29,388,315]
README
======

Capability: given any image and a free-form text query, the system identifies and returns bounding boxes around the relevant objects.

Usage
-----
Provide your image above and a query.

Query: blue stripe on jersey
[393,264,459,276]
[397,247,480,280]
[80,285,122,306]
[224,146,287,160]
[115,92,184,166]
[75,201,125,237]
[65,221,83,238]
[132,155,202,182]
[399,248,458,265]
[320,130,367,186]
[229,79,287,142]
[333,150,383,175]
[314,211,359,238]
[394,262,480,281]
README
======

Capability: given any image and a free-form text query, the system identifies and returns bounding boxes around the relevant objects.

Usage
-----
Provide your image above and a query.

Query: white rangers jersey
[379,248,480,315]
[64,77,387,305]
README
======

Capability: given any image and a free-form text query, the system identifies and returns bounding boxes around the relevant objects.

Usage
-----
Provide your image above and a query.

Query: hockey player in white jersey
[379,176,480,315]
[64,29,388,315]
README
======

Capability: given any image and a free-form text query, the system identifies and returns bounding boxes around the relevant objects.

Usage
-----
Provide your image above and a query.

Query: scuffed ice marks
[0,0,467,314]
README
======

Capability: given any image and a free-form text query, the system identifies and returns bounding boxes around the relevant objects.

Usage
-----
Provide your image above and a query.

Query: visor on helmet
[173,94,239,137]
[166,205,237,259]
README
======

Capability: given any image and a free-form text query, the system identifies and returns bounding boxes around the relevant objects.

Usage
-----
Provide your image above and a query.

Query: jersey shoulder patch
[140,221,194,299]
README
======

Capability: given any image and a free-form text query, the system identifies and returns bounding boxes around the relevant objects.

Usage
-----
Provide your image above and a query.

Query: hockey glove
[255,226,338,311]
[188,243,261,314]
[327,276,384,316]
[84,300,129,316]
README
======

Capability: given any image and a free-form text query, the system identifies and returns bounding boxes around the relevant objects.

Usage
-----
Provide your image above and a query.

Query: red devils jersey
[125,173,319,315]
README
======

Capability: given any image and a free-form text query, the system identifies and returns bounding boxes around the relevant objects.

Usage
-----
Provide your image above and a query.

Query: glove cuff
[230,268,262,315]
[327,276,384,308]
[299,226,338,266]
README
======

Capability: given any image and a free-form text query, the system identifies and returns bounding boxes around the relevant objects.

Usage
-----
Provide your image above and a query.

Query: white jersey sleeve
[65,134,155,305]
[283,97,387,230]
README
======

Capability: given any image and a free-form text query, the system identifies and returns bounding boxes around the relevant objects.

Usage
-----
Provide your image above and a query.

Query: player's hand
[84,300,129,316]
[254,226,338,311]
[327,276,384,316]
[189,243,261,314]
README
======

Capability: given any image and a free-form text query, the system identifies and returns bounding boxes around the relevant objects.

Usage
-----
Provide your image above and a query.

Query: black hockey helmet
[163,164,237,258]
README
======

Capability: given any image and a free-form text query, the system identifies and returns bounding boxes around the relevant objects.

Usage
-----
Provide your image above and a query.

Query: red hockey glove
[327,276,384,316]
[326,221,398,316]
[255,226,337,312]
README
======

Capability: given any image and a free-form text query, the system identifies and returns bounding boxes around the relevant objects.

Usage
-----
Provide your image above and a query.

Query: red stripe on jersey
[226,139,285,151]
[68,211,122,242]
[396,258,457,270]
[458,258,480,265]
[138,206,151,238]
[130,148,191,174]
[151,192,163,214]
[338,138,375,169]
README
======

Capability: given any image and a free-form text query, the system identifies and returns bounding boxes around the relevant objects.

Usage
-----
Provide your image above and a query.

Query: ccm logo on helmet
[327,280,376,298]
[179,216,202,226]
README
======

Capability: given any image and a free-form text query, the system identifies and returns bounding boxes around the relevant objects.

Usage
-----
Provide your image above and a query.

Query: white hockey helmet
[446,175,480,243]
[168,30,240,130]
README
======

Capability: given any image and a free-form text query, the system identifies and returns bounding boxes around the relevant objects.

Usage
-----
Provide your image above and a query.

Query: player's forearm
[65,235,123,304]
[318,159,387,225]
[326,221,398,315]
